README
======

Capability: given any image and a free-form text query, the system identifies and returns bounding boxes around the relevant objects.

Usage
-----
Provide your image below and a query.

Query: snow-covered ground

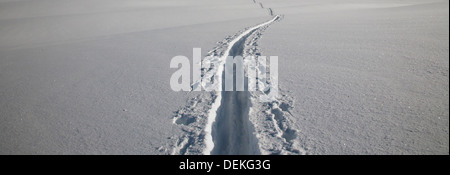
[257,0,449,154]
[0,0,269,154]
[0,0,448,154]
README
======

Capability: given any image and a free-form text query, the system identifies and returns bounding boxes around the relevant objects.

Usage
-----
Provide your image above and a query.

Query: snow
[0,0,448,154]
[0,0,269,154]
[257,0,449,154]
[198,15,280,155]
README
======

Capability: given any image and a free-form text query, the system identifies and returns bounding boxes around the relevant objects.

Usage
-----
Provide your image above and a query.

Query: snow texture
[1,0,448,155]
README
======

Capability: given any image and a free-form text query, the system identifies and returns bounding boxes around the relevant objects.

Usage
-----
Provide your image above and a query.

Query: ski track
[170,0,302,155]
[205,14,280,155]
[209,21,268,155]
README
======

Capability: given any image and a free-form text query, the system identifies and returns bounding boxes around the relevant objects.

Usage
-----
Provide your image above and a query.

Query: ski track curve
[169,0,302,155]
[208,15,280,155]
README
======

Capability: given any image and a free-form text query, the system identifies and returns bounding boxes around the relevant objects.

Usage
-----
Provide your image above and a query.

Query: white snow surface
[257,0,449,154]
[0,0,268,154]
[0,0,448,154]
